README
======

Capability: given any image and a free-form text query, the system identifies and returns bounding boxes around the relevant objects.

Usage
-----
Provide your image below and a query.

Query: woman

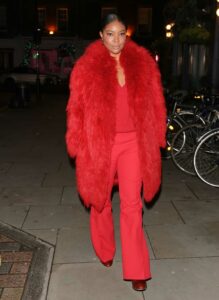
[66,13,166,291]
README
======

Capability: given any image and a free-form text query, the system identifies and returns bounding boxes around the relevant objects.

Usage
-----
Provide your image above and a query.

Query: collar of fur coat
[80,38,154,69]
[77,39,157,101]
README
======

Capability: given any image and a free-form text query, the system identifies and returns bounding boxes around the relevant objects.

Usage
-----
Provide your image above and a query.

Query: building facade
[0,0,166,71]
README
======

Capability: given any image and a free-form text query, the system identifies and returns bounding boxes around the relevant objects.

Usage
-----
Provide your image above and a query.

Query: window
[37,7,46,30]
[137,7,152,35]
[57,8,68,32]
[101,7,117,18]
[0,49,14,71]
[0,6,7,32]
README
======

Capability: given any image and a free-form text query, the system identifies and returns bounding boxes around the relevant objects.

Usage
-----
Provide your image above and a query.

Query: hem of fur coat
[143,190,159,203]
[80,196,106,213]
[143,178,161,203]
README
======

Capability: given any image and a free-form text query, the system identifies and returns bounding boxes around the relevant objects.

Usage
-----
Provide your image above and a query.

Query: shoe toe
[132,280,147,291]
[101,260,113,267]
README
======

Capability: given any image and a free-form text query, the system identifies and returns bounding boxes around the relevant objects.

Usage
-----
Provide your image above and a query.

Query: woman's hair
[100,13,127,32]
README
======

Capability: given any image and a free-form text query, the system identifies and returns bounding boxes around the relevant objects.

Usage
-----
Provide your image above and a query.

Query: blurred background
[0,0,218,101]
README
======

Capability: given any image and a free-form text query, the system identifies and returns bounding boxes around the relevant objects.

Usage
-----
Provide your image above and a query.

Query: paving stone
[145,257,219,300]
[202,221,219,236]
[1,287,23,300]
[22,205,89,229]
[0,263,12,275]
[10,262,30,274]
[42,168,76,187]
[0,274,27,288]
[47,262,144,300]
[186,181,219,200]
[0,163,12,174]
[61,186,80,205]
[25,228,58,245]
[5,161,60,175]
[146,223,219,259]
[28,144,66,159]
[0,207,29,228]
[112,190,120,202]
[112,196,183,226]
[158,182,197,201]
[0,169,45,188]
[43,159,76,187]
[0,148,33,164]
[54,227,96,264]
[162,161,188,184]
[0,187,62,206]
[143,201,183,225]
[173,200,219,224]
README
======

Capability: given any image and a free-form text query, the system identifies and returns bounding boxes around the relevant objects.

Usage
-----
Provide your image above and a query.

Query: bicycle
[170,106,219,175]
[164,96,206,159]
[194,127,219,187]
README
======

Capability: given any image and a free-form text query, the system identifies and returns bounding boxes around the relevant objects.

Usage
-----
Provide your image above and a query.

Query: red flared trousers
[90,132,151,280]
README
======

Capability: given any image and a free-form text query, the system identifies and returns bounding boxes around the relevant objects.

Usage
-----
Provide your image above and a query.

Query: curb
[0,222,54,300]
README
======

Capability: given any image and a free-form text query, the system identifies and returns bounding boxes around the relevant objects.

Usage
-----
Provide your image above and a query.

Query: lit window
[137,7,152,35]
[37,7,46,30]
[57,8,68,32]
[101,7,117,18]
[0,6,7,32]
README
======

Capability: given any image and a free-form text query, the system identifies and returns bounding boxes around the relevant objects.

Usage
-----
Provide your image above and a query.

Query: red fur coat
[66,39,166,212]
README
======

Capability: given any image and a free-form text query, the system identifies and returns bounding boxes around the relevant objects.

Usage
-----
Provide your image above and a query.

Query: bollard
[9,83,31,108]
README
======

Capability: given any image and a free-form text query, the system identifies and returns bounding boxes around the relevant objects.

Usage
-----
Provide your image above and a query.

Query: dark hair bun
[100,13,127,31]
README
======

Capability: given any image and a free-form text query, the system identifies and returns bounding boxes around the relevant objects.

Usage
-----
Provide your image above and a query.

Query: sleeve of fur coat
[65,63,84,158]
[151,59,167,148]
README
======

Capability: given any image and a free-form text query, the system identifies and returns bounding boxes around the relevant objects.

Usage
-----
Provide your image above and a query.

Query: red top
[115,83,135,133]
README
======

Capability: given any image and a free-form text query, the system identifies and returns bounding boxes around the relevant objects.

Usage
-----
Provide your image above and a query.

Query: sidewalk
[0,93,219,300]
[0,92,13,111]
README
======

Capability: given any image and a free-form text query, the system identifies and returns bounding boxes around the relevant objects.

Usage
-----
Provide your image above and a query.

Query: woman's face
[100,20,127,58]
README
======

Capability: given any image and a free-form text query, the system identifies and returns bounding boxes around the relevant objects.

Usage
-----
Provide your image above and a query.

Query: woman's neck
[110,53,121,62]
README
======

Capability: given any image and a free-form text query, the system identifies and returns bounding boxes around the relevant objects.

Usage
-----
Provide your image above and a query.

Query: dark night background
[0,0,218,93]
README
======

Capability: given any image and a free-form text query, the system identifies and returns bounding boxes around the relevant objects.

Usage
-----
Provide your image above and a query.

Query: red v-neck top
[115,83,135,133]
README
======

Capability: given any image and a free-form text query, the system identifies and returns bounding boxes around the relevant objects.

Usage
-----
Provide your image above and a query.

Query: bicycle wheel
[162,117,183,159]
[171,124,204,175]
[178,111,205,125]
[194,129,219,187]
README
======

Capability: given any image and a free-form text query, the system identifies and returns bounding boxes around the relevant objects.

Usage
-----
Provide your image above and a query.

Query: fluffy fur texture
[66,39,166,212]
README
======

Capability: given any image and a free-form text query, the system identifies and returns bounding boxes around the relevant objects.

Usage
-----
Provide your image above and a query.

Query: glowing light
[155,54,159,62]
[169,125,174,131]
[48,25,56,34]
[166,32,173,38]
[167,146,171,151]
[126,26,134,37]
[216,8,219,17]
[165,23,175,30]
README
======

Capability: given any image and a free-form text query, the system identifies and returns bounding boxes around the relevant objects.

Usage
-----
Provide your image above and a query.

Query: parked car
[0,66,60,88]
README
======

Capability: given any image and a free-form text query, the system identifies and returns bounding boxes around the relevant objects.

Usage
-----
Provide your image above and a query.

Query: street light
[165,23,175,38]
[212,0,219,93]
